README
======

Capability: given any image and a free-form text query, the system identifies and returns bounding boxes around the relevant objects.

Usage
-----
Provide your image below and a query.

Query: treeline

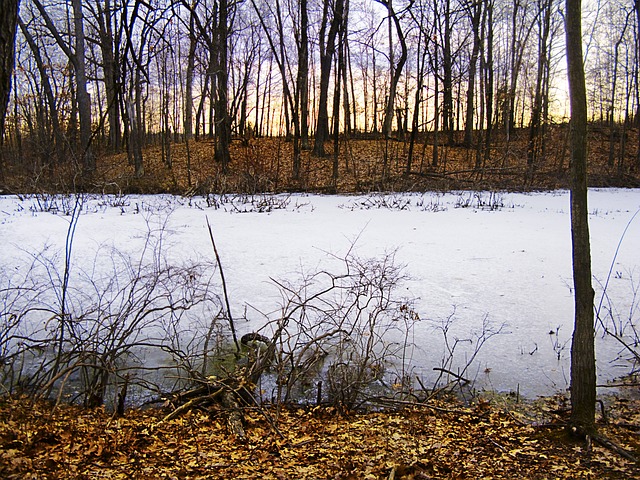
[3,0,640,182]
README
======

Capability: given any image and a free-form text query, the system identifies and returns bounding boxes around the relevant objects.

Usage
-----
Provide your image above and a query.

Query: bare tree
[566,0,596,436]
[17,15,65,164]
[91,0,122,152]
[375,0,408,139]
[526,0,556,182]
[406,0,431,174]
[0,0,19,159]
[32,0,95,173]
[313,0,345,156]
[463,0,482,148]
[606,7,632,168]
[297,0,310,150]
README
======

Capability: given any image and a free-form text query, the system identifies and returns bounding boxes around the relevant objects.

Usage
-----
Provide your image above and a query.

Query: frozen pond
[1,189,639,399]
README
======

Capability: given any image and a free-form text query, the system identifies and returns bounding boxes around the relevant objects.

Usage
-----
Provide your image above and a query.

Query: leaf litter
[1,393,639,479]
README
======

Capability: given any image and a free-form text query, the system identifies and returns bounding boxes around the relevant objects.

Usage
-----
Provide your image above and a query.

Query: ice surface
[1,189,639,397]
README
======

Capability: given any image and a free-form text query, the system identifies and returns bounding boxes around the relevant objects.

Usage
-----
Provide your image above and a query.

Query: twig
[370,396,471,415]
[157,389,223,426]
[433,367,470,385]
[206,216,241,354]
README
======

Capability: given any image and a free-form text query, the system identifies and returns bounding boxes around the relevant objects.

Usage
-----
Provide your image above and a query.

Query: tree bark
[566,0,596,435]
[185,11,196,141]
[483,0,494,169]
[526,0,552,180]
[71,0,95,173]
[464,0,482,147]
[442,0,454,144]
[298,0,310,149]
[313,0,344,156]
[376,0,407,139]
[95,0,121,152]
[214,0,231,170]
[636,0,640,169]
[0,0,19,153]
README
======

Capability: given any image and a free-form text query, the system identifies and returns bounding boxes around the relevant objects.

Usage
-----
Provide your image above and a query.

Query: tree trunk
[185,11,196,141]
[407,11,428,175]
[464,0,482,148]
[299,0,310,149]
[71,0,95,173]
[442,0,454,145]
[96,0,121,152]
[0,0,19,157]
[607,12,630,167]
[377,0,407,140]
[483,0,494,169]
[18,17,65,164]
[313,0,344,156]
[127,96,144,177]
[526,0,552,181]
[33,0,94,172]
[566,0,596,436]
[636,0,640,169]
[215,0,231,170]
[332,31,343,187]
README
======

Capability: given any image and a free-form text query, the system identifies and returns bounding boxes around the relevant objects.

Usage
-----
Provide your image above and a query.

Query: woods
[0,0,639,189]
[2,1,640,476]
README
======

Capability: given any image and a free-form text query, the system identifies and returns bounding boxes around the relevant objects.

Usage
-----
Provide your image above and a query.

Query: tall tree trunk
[313,0,344,156]
[483,0,494,168]
[299,0,310,149]
[526,0,552,181]
[0,0,18,157]
[341,36,351,137]
[332,28,344,187]
[607,11,630,167]
[71,0,95,173]
[96,0,121,152]
[215,0,231,170]
[372,44,379,133]
[566,0,596,436]
[33,0,95,172]
[407,10,428,175]
[464,0,482,147]
[377,0,407,139]
[185,11,196,141]
[443,0,454,144]
[636,0,640,169]
[432,0,440,167]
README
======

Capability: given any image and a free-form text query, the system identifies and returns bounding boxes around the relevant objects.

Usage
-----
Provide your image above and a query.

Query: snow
[1,189,639,398]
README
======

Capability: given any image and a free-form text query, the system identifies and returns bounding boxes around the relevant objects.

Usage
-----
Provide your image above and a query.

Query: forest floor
[2,126,640,195]
[1,392,640,479]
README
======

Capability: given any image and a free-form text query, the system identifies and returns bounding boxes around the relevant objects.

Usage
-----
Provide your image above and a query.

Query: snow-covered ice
[1,189,639,398]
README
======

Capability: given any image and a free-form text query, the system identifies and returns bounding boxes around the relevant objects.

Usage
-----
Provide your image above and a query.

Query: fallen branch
[570,426,638,463]
[433,367,470,385]
[158,389,223,425]
[592,433,638,463]
[155,327,282,436]
[206,217,241,354]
